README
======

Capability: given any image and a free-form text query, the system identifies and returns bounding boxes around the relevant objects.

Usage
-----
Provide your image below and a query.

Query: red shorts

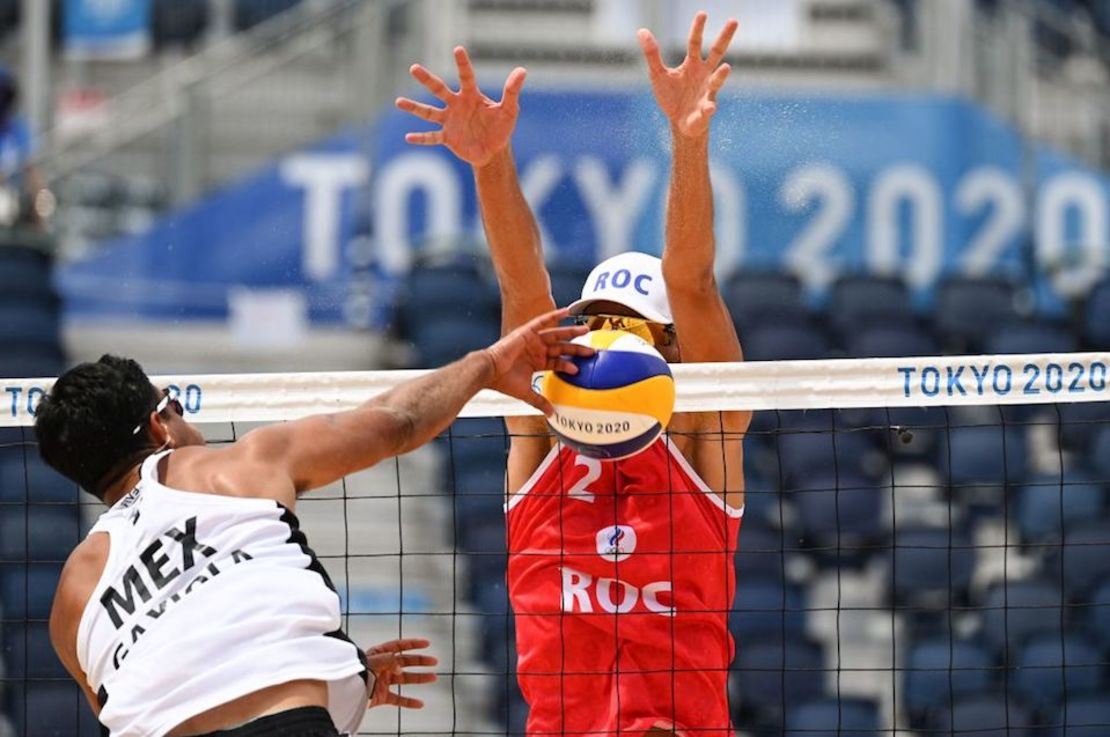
[517,614,733,737]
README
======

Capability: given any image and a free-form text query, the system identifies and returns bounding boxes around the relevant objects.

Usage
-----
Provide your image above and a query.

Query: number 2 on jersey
[567,456,601,503]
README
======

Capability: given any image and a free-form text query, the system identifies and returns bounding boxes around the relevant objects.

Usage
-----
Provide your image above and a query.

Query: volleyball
[541,330,675,460]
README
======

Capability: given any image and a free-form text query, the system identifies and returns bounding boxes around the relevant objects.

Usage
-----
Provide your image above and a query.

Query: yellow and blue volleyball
[541,330,675,460]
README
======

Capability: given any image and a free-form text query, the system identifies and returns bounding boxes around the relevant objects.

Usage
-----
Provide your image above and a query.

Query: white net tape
[4,352,1110,426]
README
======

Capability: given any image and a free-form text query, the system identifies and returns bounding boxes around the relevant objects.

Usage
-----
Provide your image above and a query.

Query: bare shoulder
[160,443,298,508]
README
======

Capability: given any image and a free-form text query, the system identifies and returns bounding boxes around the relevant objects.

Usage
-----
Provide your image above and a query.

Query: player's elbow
[663,262,719,298]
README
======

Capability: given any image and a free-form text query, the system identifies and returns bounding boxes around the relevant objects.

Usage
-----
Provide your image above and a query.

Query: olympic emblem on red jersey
[596,525,637,562]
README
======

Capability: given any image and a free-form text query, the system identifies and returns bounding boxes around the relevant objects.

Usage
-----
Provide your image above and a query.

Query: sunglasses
[575,314,675,347]
[131,388,184,436]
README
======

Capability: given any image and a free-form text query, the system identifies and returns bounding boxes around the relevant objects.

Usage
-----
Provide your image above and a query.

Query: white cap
[566,252,673,324]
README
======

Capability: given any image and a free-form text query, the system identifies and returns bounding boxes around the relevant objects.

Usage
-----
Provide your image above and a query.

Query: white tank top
[77,450,370,737]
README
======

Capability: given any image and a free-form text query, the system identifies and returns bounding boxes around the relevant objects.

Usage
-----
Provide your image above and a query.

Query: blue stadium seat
[729,576,806,643]
[0,563,63,619]
[1010,632,1103,713]
[1050,517,1110,599]
[1058,400,1110,452]
[775,429,876,485]
[903,636,994,718]
[932,693,1033,737]
[846,324,938,359]
[1042,696,1110,737]
[233,0,303,30]
[0,301,61,348]
[938,425,1027,486]
[473,579,515,670]
[1013,471,1105,544]
[0,453,80,503]
[153,0,209,47]
[4,680,101,737]
[784,697,881,737]
[0,345,63,379]
[1088,578,1110,650]
[742,321,831,361]
[0,506,81,562]
[734,524,789,580]
[411,317,500,368]
[791,472,885,553]
[983,320,1078,356]
[981,579,1063,657]
[887,525,976,607]
[439,417,508,470]
[934,276,1021,351]
[722,271,806,332]
[736,474,782,529]
[1089,424,1110,479]
[398,261,499,331]
[462,520,507,603]
[547,260,591,309]
[1,621,66,679]
[828,274,915,335]
[730,638,825,719]
[1084,279,1110,348]
[0,246,53,301]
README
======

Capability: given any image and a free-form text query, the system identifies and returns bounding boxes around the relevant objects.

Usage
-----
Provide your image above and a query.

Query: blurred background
[2,1,1110,736]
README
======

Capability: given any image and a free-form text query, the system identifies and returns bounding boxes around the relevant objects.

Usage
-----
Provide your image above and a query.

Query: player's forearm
[663,129,717,290]
[368,350,495,456]
[475,147,554,318]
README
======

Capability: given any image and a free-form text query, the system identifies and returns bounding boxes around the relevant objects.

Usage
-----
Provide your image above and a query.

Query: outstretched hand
[366,638,438,709]
[484,308,594,415]
[396,46,526,167]
[638,12,737,138]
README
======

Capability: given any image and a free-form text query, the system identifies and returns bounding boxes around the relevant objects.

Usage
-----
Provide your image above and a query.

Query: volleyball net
[2,352,1110,736]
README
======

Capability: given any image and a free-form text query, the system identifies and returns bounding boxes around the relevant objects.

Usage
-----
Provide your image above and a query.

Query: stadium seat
[0,301,61,348]
[233,0,303,31]
[0,622,65,679]
[775,429,877,485]
[887,525,976,607]
[0,506,81,563]
[722,271,806,332]
[0,453,80,503]
[784,696,880,737]
[1042,696,1110,737]
[0,246,53,301]
[1088,577,1110,650]
[462,521,507,603]
[473,579,514,670]
[1084,279,1110,348]
[1013,470,1105,544]
[1058,400,1110,453]
[934,276,1021,351]
[931,693,1033,737]
[0,345,63,379]
[734,523,790,580]
[397,261,499,332]
[983,320,1078,356]
[439,417,508,470]
[938,425,1027,486]
[411,317,501,368]
[547,259,591,308]
[1050,517,1110,599]
[1010,632,1103,713]
[828,274,915,336]
[1089,424,1110,479]
[791,472,885,554]
[846,324,938,359]
[742,321,831,361]
[903,636,994,720]
[730,638,825,720]
[153,0,209,47]
[980,579,1064,657]
[736,473,783,530]
[728,576,807,643]
[0,563,63,619]
[3,679,101,737]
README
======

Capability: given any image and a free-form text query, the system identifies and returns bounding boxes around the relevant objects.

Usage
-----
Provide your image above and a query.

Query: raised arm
[396,47,554,335]
[237,309,588,492]
[639,13,741,364]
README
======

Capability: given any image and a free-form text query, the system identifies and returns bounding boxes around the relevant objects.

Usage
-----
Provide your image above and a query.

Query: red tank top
[506,436,743,661]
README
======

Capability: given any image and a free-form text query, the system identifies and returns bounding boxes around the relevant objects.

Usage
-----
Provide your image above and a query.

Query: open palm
[396,46,526,167]
[638,12,737,138]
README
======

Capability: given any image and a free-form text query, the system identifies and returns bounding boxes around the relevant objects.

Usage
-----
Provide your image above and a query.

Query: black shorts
[195,706,340,737]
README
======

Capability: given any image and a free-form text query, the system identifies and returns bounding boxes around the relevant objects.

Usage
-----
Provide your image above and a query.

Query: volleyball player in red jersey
[397,11,749,736]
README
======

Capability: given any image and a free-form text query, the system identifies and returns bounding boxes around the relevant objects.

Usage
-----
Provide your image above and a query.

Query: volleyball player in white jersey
[35,309,592,737]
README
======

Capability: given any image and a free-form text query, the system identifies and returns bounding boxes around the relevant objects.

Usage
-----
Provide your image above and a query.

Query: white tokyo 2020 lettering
[560,566,673,616]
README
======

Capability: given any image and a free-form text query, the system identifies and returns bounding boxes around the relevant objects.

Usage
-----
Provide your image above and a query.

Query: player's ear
[149,413,172,449]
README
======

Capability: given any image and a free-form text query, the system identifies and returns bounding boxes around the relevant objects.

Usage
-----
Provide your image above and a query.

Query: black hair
[34,355,159,500]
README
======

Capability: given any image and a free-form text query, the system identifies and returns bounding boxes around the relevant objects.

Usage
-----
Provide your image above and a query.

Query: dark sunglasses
[131,388,184,436]
[574,314,676,347]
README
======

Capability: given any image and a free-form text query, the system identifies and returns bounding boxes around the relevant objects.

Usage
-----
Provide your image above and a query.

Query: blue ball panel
[557,350,670,391]
[560,422,663,461]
